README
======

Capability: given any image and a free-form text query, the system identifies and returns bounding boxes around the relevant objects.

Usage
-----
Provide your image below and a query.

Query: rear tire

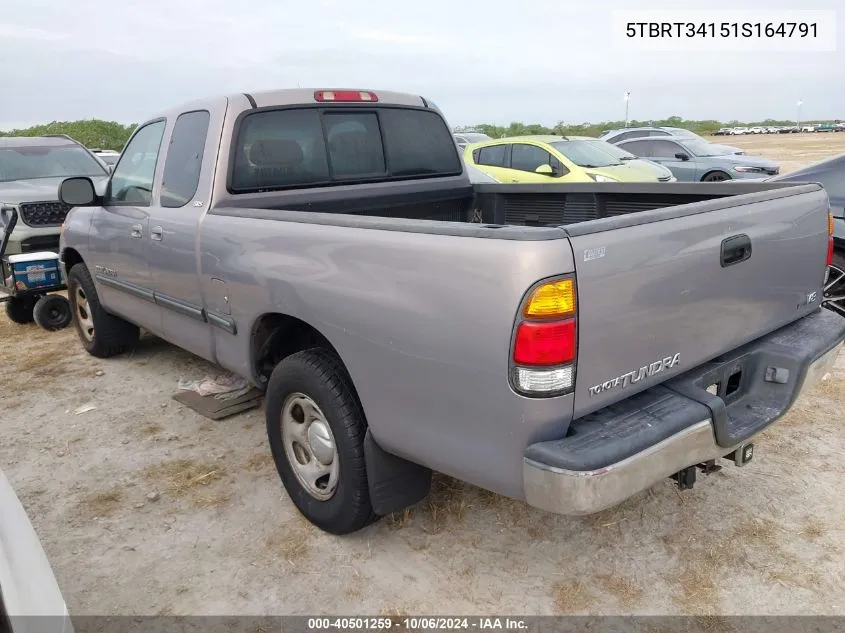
[702,171,731,182]
[67,263,139,358]
[33,295,72,331]
[4,295,37,324]
[265,348,378,535]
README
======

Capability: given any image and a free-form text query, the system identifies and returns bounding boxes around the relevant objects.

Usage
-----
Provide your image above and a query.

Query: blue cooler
[6,251,62,292]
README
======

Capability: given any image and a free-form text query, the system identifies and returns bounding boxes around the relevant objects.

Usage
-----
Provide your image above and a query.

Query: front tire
[702,171,731,182]
[33,294,72,331]
[265,349,378,535]
[67,263,140,358]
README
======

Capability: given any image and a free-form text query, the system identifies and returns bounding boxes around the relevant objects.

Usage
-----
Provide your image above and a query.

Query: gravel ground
[1,135,844,617]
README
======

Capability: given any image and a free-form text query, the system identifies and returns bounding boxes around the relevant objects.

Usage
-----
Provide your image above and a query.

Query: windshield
[549,140,623,167]
[663,127,700,139]
[679,138,725,157]
[0,144,107,182]
[582,140,634,160]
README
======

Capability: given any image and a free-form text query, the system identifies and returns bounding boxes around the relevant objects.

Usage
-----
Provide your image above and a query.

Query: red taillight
[314,90,378,103]
[511,276,578,396]
[513,320,576,366]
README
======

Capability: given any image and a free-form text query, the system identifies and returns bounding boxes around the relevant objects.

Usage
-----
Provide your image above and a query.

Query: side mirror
[59,177,97,206]
[675,152,690,161]
[535,164,556,176]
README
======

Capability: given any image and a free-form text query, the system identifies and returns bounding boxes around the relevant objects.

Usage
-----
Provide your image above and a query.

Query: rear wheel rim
[75,286,95,342]
[704,172,728,182]
[824,264,845,317]
[281,392,339,501]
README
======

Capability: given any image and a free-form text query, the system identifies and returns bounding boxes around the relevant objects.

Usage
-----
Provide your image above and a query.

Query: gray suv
[601,126,744,156]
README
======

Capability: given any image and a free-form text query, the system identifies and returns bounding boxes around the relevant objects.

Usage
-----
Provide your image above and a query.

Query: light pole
[624,91,631,127]
[797,99,803,130]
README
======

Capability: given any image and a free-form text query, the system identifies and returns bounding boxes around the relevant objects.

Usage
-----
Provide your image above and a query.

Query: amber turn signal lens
[523,279,576,318]
[829,212,835,236]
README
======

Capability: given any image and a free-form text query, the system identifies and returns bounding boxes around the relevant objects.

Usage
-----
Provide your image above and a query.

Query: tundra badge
[589,353,681,396]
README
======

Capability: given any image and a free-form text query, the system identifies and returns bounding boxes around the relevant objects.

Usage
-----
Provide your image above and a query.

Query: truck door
[88,120,166,333]
[147,106,224,361]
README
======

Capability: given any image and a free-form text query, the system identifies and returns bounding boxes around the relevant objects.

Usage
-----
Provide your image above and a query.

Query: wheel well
[62,248,84,275]
[251,313,344,387]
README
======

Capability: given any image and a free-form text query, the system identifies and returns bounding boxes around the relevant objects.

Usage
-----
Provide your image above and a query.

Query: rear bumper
[523,308,845,516]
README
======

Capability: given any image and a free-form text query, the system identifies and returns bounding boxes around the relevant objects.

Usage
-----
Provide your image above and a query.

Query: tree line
[0,120,137,151]
[1,114,841,150]
[456,115,841,139]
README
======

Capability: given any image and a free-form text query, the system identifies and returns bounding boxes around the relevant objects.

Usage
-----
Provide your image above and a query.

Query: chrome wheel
[75,286,95,342]
[281,392,339,501]
[824,263,845,317]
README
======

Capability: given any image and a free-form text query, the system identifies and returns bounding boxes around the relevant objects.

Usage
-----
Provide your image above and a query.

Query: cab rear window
[230,106,461,192]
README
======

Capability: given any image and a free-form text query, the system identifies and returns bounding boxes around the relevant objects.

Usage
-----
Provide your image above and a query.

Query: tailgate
[568,184,830,419]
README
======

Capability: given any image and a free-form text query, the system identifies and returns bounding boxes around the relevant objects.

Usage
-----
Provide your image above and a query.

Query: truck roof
[148,88,433,122]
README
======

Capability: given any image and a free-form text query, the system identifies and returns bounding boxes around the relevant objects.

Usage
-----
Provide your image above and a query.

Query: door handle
[720,234,752,267]
[130,224,143,238]
[150,226,163,241]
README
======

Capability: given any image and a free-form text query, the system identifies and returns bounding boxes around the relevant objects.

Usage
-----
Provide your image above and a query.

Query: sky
[1,0,843,130]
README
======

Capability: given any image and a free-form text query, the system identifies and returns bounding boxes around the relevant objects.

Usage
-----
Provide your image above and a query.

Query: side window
[649,130,670,137]
[160,110,211,208]
[324,112,386,178]
[476,145,508,168]
[614,131,637,143]
[651,140,682,157]
[510,144,553,172]
[619,140,653,156]
[107,120,166,205]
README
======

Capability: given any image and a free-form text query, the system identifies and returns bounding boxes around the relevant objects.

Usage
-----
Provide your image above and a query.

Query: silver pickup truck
[57,88,845,535]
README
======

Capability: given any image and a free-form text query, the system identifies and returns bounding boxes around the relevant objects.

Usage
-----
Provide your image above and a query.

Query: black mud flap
[363,430,432,516]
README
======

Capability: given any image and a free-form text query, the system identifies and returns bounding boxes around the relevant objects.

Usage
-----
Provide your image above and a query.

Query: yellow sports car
[464,135,661,183]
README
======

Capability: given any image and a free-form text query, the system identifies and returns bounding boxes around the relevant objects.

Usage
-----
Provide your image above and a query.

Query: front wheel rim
[281,392,339,501]
[74,286,95,342]
[824,264,845,316]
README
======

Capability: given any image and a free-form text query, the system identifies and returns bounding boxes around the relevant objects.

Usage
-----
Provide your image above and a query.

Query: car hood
[708,143,744,155]
[623,158,674,179]
[588,163,660,182]
[0,470,73,629]
[0,176,108,203]
[709,154,779,169]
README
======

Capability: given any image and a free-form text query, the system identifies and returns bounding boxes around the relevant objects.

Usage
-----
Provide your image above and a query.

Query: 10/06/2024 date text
[307,617,528,630]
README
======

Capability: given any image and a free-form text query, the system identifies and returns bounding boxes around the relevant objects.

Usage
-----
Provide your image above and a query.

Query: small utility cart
[0,207,72,331]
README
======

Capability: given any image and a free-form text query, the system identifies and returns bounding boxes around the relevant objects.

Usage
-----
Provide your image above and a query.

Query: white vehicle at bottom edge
[0,470,73,633]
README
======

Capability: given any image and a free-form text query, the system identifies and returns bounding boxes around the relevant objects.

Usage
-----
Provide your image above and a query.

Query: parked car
[615,136,780,182]
[57,87,845,535]
[748,126,765,134]
[801,124,816,133]
[0,136,110,257]
[465,135,661,183]
[0,469,73,632]
[713,128,732,136]
[89,149,121,167]
[815,123,836,133]
[600,126,744,156]
[779,126,799,134]
[729,127,749,135]
[567,136,676,181]
[767,152,845,316]
[453,132,491,150]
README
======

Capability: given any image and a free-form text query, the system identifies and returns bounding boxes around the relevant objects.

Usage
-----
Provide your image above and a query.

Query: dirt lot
[2,134,845,617]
